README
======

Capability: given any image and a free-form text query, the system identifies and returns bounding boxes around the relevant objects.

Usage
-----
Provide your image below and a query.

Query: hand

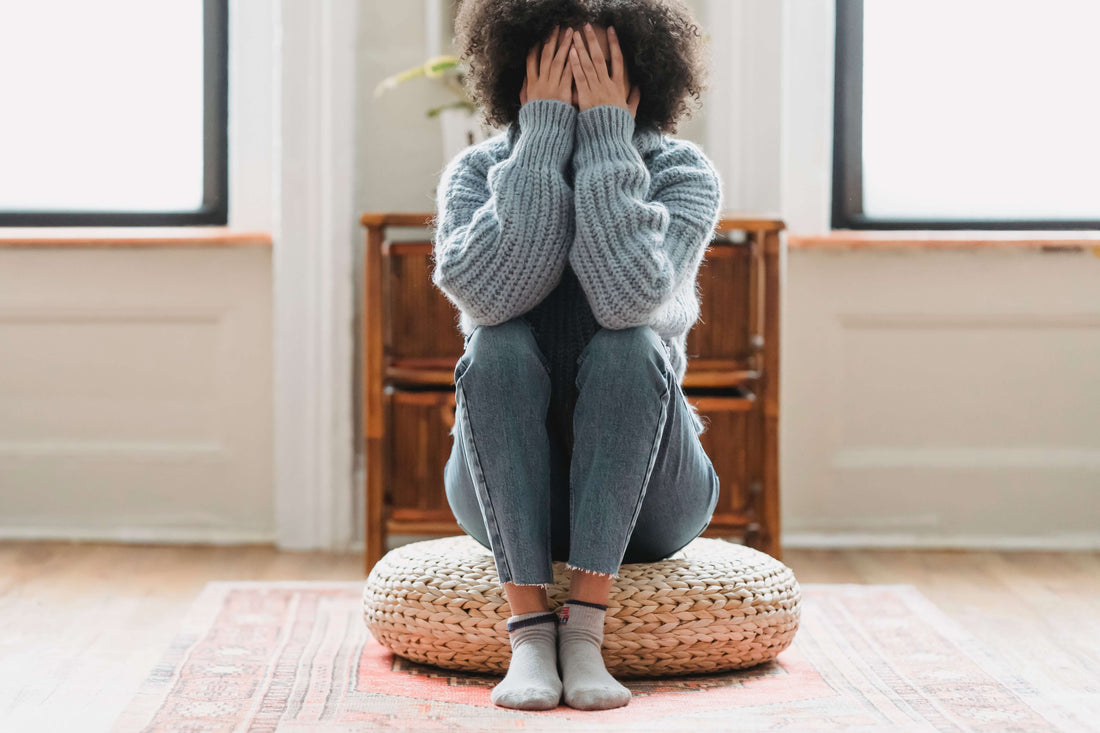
[569,23,640,118]
[519,25,575,107]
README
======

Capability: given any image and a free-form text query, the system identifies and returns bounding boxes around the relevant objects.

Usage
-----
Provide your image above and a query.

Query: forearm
[433,99,577,325]
[570,104,721,329]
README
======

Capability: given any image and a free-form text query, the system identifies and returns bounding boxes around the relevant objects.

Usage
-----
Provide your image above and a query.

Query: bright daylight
[1,1,1097,731]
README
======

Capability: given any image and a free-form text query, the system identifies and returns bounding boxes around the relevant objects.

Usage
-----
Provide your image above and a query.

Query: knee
[578,326,670,378]
[457,317,548,384]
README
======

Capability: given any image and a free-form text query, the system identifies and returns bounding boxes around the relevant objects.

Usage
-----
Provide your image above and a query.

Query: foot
[490,611,562,710]
[557,600,631,710]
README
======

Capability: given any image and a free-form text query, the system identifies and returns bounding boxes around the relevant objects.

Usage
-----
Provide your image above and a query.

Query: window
[0,0,228,226]
[833,0,1100,230]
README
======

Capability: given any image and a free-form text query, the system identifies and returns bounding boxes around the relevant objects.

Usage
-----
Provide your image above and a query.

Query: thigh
[444,388,573,555]
[444,319,571,555]
[621,379,720,564]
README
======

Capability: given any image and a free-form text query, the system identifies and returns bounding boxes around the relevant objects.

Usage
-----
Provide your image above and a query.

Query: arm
[569,104,723,330]
[431,98,577,326]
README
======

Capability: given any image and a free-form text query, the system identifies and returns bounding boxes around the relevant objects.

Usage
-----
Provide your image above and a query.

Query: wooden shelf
[362,212,785,572]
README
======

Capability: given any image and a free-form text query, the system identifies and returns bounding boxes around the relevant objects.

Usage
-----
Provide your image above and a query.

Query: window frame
[0,0,229,227]
[831,0,1100,231]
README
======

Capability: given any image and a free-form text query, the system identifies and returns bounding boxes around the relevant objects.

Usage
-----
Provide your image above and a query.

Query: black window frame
[0,0,228,227]
[832,0,1100,230]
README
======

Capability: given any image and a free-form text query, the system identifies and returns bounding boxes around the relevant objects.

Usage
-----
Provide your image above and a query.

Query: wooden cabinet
[361,212,785,573]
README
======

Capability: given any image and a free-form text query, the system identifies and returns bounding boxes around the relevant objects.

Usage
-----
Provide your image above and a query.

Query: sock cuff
[565,598,608,611]
[506,611,558,633]
[559,600,609,628]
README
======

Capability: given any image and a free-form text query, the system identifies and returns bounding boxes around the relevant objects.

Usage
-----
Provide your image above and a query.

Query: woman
[431,0,722,712]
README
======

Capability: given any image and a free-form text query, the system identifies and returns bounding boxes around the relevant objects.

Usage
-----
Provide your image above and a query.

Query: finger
[550,27,572,82]
[609,26,625,85]
[571,31,595,82]
[583,23,609,82]
[557,62,572,99]
[540,26,559,77]
[569,45,589,90]
[556,38,575,92]
[527,46,538,83]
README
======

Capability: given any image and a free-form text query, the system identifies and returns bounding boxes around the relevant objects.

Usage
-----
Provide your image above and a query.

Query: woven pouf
[362,534,801,678]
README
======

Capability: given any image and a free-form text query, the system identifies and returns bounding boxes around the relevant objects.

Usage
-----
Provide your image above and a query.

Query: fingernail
[609,26,615,34]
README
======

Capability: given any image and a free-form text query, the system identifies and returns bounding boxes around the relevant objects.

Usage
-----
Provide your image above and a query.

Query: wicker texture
[362,535,801,678]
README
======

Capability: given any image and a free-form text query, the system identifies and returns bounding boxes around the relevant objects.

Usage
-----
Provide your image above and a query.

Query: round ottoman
[362,534,801,678]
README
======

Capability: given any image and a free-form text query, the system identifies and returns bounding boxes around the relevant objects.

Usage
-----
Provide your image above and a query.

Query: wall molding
[352,532,1100,553]
[273,0,358,550]
[704,0,784,215]
[779,0,836,234]
[0,526,275,545]
[702,0,836,229]
[783,532,1100,552]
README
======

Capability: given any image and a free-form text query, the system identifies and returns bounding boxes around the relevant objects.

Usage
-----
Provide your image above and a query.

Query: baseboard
[349,532,1100,554]
[782,531,1100,551]
[0,525,276,545]
[12,528,1091,552]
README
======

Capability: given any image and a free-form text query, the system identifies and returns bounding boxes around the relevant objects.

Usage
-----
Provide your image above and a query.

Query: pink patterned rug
[111,581,1086,732]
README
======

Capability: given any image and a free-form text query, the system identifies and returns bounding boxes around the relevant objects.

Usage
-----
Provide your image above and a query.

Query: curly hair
[453,0,709,135]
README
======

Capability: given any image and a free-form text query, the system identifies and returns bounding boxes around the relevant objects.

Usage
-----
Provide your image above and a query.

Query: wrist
[515,98,577,166]
[574,104,636,166]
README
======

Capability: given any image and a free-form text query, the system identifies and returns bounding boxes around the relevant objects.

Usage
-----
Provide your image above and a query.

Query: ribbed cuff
[575,104,636,166]
[514,98,577,168]
[506,610,559,633]
[558,600,606,629]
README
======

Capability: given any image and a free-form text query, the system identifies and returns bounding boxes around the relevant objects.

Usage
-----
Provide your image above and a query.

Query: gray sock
[556,600,632,710]
[490,610,562,710]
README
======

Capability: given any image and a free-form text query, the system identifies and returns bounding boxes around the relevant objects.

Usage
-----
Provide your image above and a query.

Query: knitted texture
[432,98,723,436]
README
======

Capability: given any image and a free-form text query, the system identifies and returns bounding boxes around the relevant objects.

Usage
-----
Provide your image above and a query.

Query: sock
[557,599,632,710]
[490,610,562,710]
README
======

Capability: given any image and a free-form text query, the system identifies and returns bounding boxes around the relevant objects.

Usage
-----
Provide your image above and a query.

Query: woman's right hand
[519,25,574,107]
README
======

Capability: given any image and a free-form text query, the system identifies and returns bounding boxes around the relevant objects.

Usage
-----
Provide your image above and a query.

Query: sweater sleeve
[431,98,578,326]
[569,104,723,330]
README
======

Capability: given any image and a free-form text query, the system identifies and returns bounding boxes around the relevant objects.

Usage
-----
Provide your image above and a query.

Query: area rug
[110,581,1087,732]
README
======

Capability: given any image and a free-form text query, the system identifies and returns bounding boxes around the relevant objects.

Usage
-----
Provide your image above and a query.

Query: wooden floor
[2,542,1098,732]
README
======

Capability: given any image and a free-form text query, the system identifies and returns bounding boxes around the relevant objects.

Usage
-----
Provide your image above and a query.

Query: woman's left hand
[570,23,640,119]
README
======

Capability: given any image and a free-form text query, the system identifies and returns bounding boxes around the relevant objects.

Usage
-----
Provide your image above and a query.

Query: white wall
[771,0,1100,549]
[8,1,1090,550]
[783,248,1100,548]
[0,0,278,544]
[0,247,274,542]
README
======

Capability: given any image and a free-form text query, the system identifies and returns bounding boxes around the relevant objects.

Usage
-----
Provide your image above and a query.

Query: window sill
[0,227,273,248]
[789,230,1100,253]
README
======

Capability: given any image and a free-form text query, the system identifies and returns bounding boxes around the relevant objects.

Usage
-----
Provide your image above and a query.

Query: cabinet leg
[759,532,782,562]
[364,437,386,575]
[365,528,385,576]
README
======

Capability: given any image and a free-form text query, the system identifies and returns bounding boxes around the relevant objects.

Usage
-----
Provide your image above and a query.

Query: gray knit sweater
[432,98,723,436]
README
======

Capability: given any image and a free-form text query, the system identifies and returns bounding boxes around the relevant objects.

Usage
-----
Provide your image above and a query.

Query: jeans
[443,316,720,588]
